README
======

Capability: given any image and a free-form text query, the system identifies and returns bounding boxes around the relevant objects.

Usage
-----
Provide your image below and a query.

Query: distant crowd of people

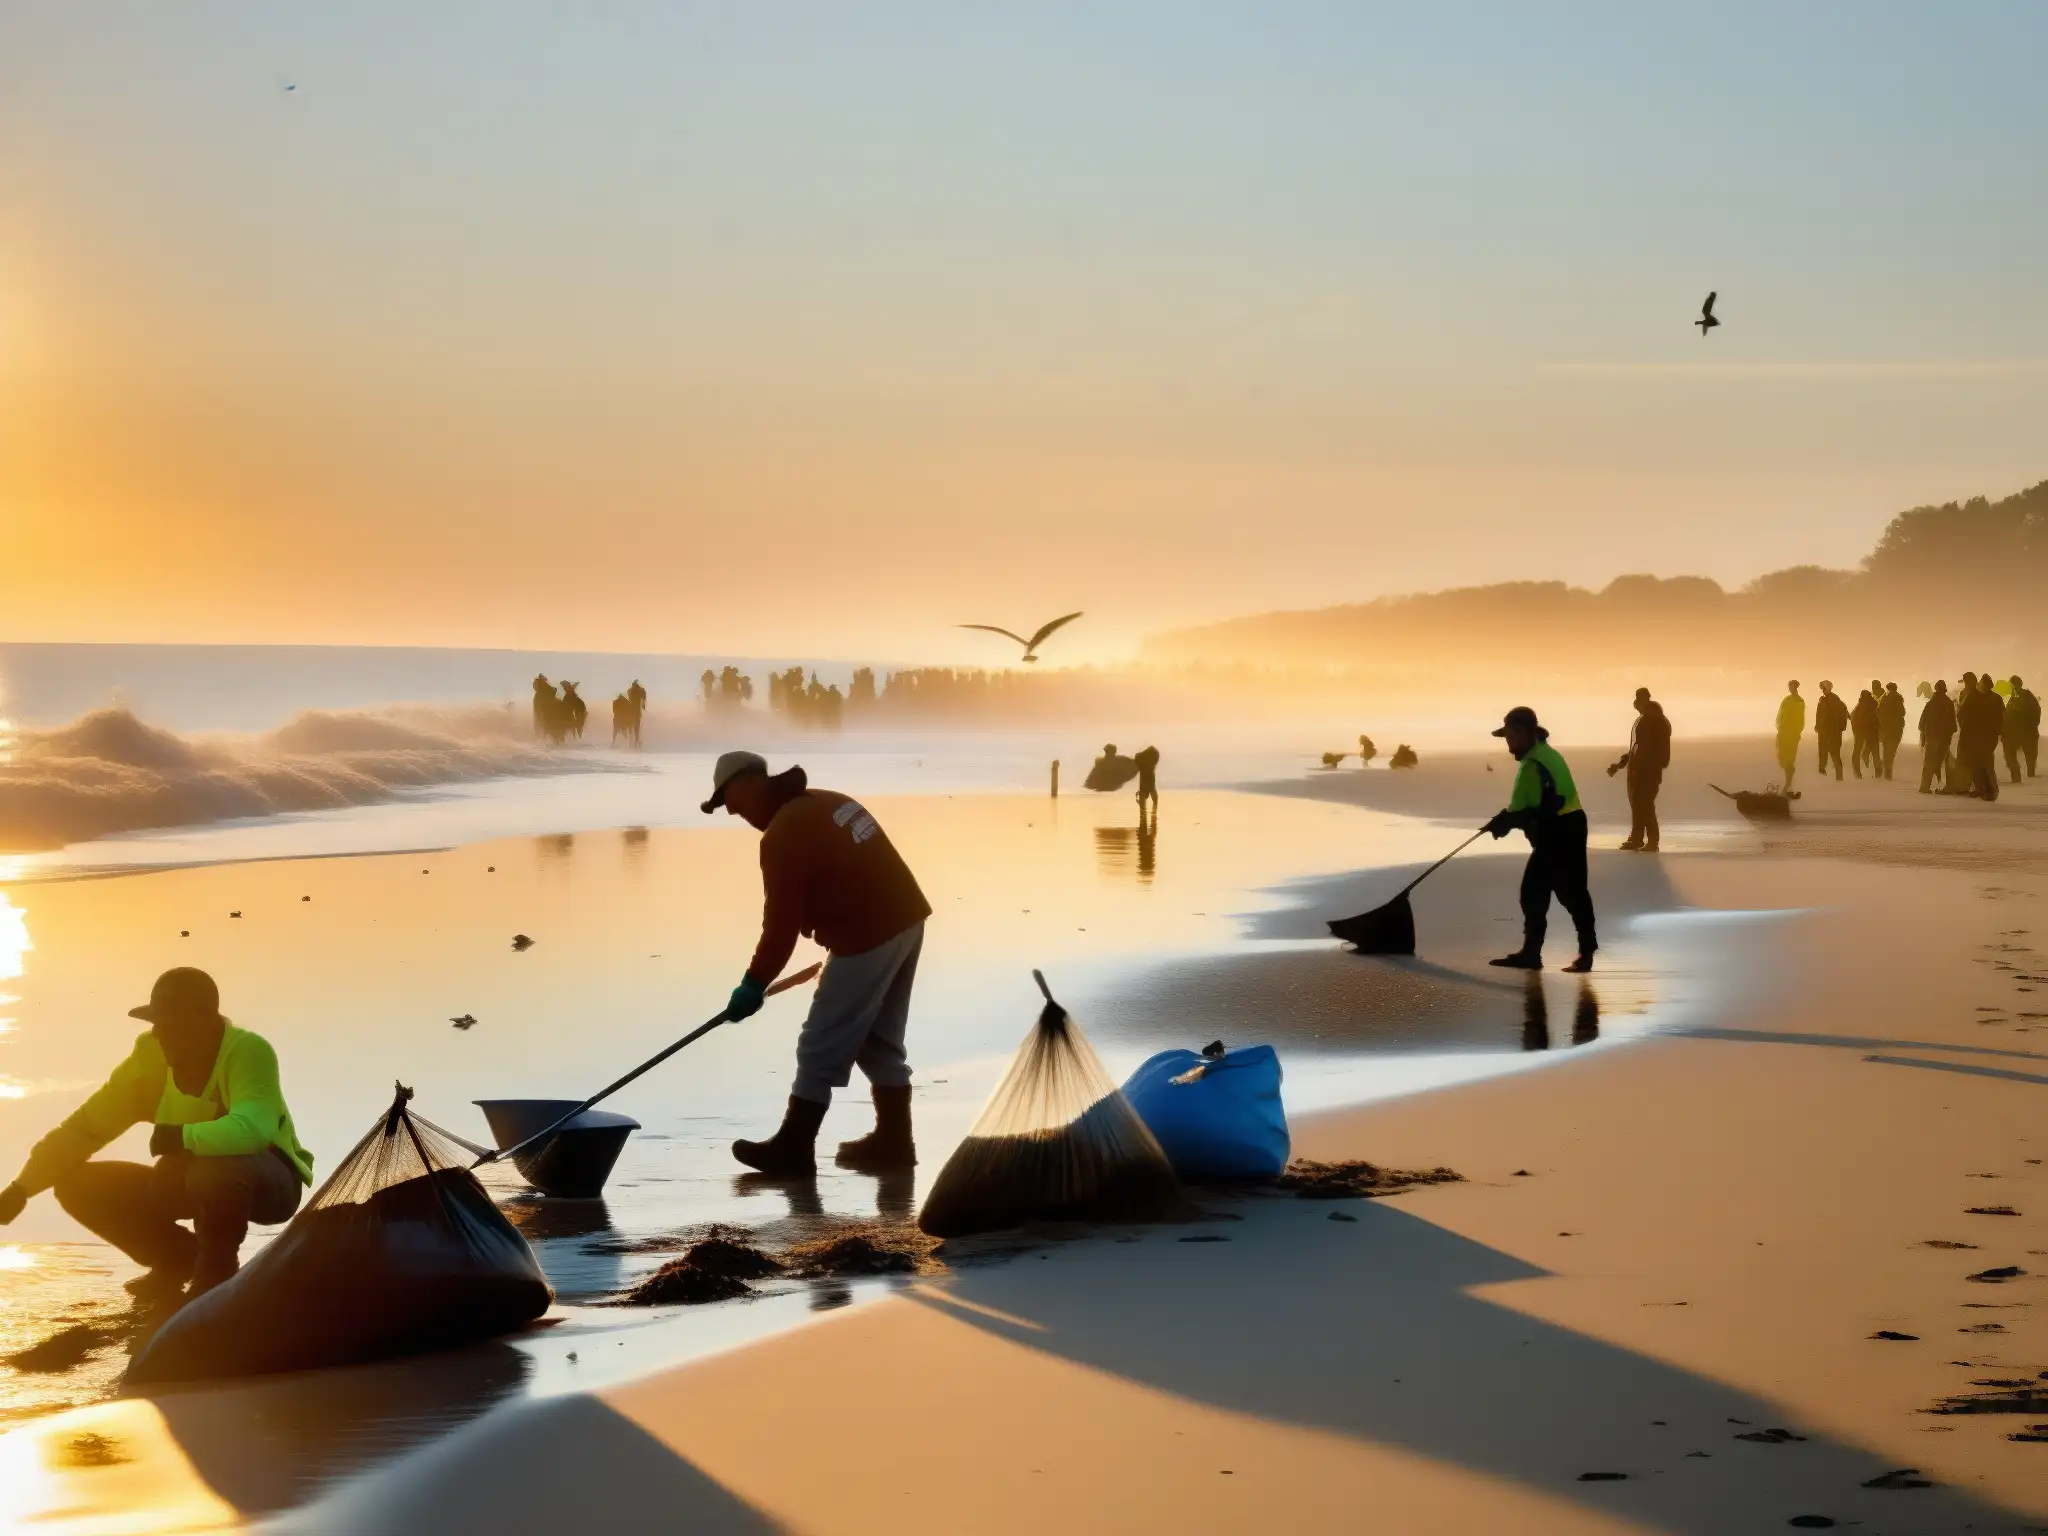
[531,674,646,748]
[1773,674,2038,800]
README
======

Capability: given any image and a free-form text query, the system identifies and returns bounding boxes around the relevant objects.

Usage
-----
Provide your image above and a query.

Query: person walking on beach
[1878,682,1907,780]
[1775,681,1805,791]
[1918,680,1955,794]
[1959,670,2005,800]
[704,752,932,1176]
[1606,686,1670,852]
[1849,688,1879,779]
[1484,707,1597,974]
[1814,681,1848,782]
[0,968,312,1305]
[2003,675,2038,782]
[1134,745,1161,817]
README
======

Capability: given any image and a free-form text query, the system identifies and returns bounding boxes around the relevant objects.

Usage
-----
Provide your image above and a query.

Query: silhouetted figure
[611,694,634,747]
[627,678,647,718]
[2003,675,2039,782]
[1878,683,1907,780]
[1917,680,1955,794]
[1357,735,1377,766]
[1607,686,1671,852]
[956,611,1083,664]
[1389,744,1419,769]
[1959,668,2005,800]
[1696,291,1720,335]
[531,674,559,741]
[1774,681,1804,792]
[1848,689,1878,779]
[1134,746,1160,812]
[1813,681,1847,781]
[1484,707,1596,974]
[1083,744,1139,792]
[560,682,588,741]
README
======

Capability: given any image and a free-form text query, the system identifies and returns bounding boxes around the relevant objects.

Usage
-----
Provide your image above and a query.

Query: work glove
[726,975,767,1022]
[0,1182,25,1226]
[149,1123,185,1159]
[1483,811,1511,840]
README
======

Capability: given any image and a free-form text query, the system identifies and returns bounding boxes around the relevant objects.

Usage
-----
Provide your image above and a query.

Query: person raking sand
[703,752,932,1176]
[0,966,312,1306]
[1484,707,1597,973]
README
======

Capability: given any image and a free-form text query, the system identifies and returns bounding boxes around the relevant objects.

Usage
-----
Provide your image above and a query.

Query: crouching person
[0,967,312,1305]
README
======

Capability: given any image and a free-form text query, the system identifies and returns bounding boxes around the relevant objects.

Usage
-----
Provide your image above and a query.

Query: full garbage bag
[919,973,1185,1238]
[127,1085,551,1385]
[1123,1043,1290,1180]
[1082,749,1139,792]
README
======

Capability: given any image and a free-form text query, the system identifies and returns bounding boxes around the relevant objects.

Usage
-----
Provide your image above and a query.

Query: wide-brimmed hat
[701,750,769,813]
[1491,706,1549,741]
[128,967,222,1026]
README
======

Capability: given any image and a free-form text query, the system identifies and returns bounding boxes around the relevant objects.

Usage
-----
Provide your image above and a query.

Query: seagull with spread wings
[958,611,1083,663]
[1696,291,1720,336]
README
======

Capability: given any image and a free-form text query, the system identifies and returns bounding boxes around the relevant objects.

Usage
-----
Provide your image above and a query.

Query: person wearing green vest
[0,967,312,1304]
[1483,706,1598,973]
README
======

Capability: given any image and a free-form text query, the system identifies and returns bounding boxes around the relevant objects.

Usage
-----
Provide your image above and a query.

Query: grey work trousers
[792,921,923,1105]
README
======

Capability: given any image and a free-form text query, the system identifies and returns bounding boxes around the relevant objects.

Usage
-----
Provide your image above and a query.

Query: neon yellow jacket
[1507,741,1583,819]
[1775,693,1806,740]
[13,1023,313,1196]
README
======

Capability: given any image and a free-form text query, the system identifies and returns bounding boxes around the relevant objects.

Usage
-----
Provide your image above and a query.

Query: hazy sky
[4,3,2046,660]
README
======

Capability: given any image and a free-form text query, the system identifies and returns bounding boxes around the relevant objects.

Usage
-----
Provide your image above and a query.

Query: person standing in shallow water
[704,752,932,1177]
[1133,746,1160,817]
[1607,686,1670,853]
[1813,681,1848,782]
[1485,707,1597,974]
[0,967,311,1305]
[1775,681,1804,792]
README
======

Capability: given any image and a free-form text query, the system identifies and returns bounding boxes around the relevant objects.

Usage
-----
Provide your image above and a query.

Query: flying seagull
[450,1014,477,1031]
[1696,291,1720,336]
[958,611,1083,663]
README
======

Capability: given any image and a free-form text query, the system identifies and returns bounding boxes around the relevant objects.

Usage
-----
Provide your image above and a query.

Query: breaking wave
[0,706,630,853]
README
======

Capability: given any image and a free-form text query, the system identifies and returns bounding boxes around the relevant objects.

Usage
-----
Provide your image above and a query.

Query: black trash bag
[1082,748,1139,792]
[127,1085,551,1386]
[919,973,1185,1238]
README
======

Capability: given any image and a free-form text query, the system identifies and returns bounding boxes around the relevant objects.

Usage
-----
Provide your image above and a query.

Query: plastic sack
[127,1085,551,1385]
[1083,750,1139,792]
[1123,1043,1290,1181]
[919,974,1184,1238]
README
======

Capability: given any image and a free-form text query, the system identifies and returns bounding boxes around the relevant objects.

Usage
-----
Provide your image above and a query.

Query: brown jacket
[748,788,931,981]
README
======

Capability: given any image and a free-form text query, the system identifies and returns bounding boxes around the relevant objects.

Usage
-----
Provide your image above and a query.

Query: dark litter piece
[918,972,1186,1238]
[784,1232,922,1277]
[1710,784,1798,820]
[511,934,535,951]
[5,1324,118,1373]
[1960,1322,2007,1333]
[1735,1428,1807,1443]
[1179,1234,1230,1243]
[127,1084,550,1385]
[1513,1169,1531,1177]
[1965,1206,2018,1215]
[1327,1210,1358,1223]
[1930,1381,2048,1416]
[1868,1330,1919,1340]
[229,911,241,919]
[1276,1159,1463,1199]
[1862,1468,1932,1490]
[1786,1519,1835,1530]
[1576,1471,1627,1482]
[2009,1424,2048,1443]
[1967,1265,2025,1282]
[1921,1239,1976,1249]
[619,1260,752,1306]
[1388,744,1418,769]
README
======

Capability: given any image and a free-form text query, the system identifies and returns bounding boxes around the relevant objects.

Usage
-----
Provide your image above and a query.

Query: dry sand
[8,765,2048,1533]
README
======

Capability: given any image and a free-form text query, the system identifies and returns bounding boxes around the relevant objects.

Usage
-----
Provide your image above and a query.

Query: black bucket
[475,1099,639,1199]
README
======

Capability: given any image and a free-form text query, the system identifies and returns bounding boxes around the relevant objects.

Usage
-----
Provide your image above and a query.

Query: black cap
[128,967,222,1026]
[1492,706,1548,741]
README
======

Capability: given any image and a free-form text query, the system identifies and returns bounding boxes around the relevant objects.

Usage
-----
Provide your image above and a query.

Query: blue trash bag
[1122,1043,1289,1181]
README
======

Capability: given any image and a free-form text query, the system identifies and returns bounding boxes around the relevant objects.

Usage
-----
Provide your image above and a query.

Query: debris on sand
[1922,1239,1977,1249]
[1576,1471,1627,1481]
[55,1432,132,1468]
[1868,1330,1919,1341]
[1967,1265,2025,1282]
[1276,1159,1464,1199]
[617,1260,752,1305]
[784,1229,934,1278]
[1929,1379,2048,1417]
[1966,1205,2019,1215]
[1960,1322,2008,1333]
[1861,1468,1932,1489]
[4,1324,118,1373]
[1709,784,1799,821]
[1389,745,1419,770]
[679,1237,783,1281]
[1786,1518,1836,1529]
[511,934,535,951]
[1734,1427,1808,1443]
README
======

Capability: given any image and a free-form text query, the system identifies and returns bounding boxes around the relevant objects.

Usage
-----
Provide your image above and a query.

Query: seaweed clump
[1276,1159,1463,1199]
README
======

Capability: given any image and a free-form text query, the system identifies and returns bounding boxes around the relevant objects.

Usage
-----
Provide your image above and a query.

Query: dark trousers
[2003,735,2034,783]
[1920,735,1951,792]
[1880,730,1903,779]
[54,1149,301,1289]
[1967,744,2000,801]
[1521,810,1596,959]
[1817,731,1844,780]
[1624,767,1662,849]
[1849,731,1872,777]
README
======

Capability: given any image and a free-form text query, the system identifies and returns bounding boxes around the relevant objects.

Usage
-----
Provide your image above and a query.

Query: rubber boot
[732,1094,827,1177]
[1488,950,1542,970]
[835,1085,917,1171]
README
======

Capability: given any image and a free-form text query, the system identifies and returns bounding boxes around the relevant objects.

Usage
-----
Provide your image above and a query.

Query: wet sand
[6,766,2048,1530]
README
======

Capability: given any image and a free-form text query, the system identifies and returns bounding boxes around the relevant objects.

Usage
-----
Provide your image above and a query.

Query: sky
[3,2,2046,662]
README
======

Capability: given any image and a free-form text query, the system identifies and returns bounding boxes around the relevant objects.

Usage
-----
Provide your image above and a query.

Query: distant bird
[1696,291,1720,336]
[450,1014,477,1031]
[511,933,534,951]
[957,611,1083,663]
[229,911,242,919]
